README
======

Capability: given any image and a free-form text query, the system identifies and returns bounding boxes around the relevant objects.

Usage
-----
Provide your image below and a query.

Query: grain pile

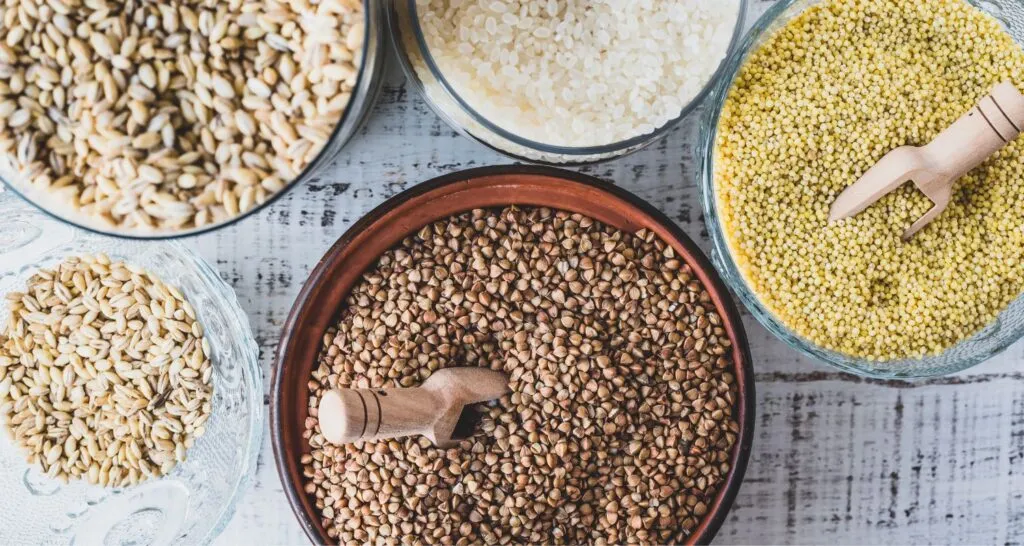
[0,0,364,232]
[714,0,1024,359]
[303,207,740,545]
[417,0,740,147]
[0,254,213,486]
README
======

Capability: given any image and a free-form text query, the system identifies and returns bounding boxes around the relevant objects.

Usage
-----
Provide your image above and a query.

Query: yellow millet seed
[714,0,1024,360]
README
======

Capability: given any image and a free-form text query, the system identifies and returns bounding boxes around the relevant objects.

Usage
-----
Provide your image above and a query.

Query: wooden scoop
[829,81,1024,240]
[317,368,509,447]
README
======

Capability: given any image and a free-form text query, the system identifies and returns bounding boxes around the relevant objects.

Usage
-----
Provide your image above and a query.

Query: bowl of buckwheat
[0,0,385,238]
[272,166,756,545]
[0,191,262,543]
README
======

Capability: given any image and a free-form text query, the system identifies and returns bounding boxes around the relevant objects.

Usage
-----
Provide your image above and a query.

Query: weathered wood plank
[721,379,1024,545]
[150,0,1024,542]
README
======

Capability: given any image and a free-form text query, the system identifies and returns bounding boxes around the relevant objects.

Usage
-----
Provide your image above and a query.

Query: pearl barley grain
[0,0,365,233]
[0,255,213,487]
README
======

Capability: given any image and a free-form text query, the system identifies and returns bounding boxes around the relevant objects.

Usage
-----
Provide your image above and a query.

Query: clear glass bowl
[0,190,263,544]
[388,0,748,166]
[1,0,386,240]
[698,0,1024,379]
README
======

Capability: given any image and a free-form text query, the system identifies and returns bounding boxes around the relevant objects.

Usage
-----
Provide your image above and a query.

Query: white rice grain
[419,0,741,147]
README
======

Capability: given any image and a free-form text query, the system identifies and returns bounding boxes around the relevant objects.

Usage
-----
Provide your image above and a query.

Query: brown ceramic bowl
[272,165,755,545]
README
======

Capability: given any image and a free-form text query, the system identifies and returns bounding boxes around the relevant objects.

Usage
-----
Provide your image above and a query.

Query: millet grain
[715,0,1024,359]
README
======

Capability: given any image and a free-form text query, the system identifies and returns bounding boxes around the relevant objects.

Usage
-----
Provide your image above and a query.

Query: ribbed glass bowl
[697,0,1024,379]
[1,0,386,240]
[0,190,262,544]
[388,0,748,166]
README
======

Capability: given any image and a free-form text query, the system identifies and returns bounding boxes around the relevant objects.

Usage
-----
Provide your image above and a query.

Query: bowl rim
[0,0,386,241]
[271,165,756,545]
[696,0,1024,378]
[386,0,749,161]
[172,240,266,543]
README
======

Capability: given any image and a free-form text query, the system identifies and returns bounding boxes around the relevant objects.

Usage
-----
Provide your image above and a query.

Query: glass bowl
[388,0,748,166]
[0,0,386,240]
[697,0,1024,379]
[0,190,263,544]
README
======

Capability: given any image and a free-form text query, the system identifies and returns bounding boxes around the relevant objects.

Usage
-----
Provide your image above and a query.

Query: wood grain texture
[173,1,1021,543]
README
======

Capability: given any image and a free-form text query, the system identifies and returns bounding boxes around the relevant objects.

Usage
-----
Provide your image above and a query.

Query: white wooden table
[202,2,1024,543]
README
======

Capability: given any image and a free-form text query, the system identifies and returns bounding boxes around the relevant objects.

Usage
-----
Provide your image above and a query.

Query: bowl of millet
[0,0,385,238]
[272,166,755,545]
[700,0,1024,378]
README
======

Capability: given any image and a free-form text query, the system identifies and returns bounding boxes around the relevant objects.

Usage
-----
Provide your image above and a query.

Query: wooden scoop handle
[317,368,509,447]
[922,81,1024,183]
[829,81,1024,239]
[318,387,441,445]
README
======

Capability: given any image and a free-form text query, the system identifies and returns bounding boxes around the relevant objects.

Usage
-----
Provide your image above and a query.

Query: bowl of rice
[388,0,747,165]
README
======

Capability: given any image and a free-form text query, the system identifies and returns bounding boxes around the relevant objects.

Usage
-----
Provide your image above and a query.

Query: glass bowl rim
[167,239,265,543]
[0,0,384,241]
[391,0,750,158]
[697,0,1024,379]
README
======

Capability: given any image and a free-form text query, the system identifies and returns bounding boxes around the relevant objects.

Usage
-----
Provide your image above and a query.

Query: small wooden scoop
[317,368,509,447]
[829,81,1024,240]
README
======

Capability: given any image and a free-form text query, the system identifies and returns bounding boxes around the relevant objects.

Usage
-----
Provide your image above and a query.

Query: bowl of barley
[272,166,755,545]
[0,191,262,543]
[0,0,385,238]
